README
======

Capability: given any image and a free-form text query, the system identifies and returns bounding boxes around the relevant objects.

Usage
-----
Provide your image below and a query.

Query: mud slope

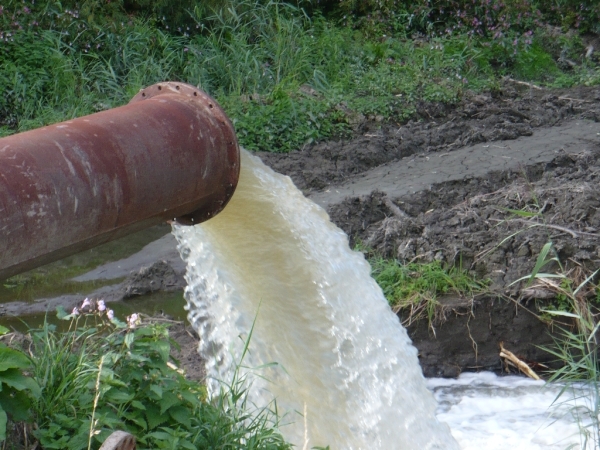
[258,83,600,377]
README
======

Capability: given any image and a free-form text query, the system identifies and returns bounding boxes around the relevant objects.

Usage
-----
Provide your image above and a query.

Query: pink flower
[127,313,139,329]
[107,310,114,320]
[81,298,92,310]
[97,300,106,311]
[72,307,80,315]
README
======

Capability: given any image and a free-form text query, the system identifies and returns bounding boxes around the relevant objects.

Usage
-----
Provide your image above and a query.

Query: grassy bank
[1,303,292,450]
[2,0,599,152]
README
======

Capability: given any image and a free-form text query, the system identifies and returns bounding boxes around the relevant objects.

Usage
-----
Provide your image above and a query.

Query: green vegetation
[514,242,600,446]
[1,0,599,152]
[0,325,41,442]
[2,301,291,449]
[370,258,489,324]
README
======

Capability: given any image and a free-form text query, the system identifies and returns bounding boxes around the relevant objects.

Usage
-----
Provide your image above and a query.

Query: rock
[122,260,185,298]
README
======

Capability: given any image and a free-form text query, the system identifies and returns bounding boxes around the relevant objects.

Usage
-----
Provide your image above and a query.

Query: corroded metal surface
[0,82,240,280]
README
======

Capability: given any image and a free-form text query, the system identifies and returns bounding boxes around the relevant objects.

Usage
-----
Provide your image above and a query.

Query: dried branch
[499,342,541,380]
[383,197,410,220]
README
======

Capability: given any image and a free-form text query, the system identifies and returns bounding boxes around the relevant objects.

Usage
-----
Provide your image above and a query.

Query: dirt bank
[257,81,600,377]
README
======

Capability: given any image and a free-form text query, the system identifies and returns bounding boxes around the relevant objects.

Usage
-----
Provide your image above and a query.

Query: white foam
[429,372,596,449]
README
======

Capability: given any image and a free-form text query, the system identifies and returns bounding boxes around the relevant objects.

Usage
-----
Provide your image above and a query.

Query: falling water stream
[172,150,588,449]
[173,150,458,449]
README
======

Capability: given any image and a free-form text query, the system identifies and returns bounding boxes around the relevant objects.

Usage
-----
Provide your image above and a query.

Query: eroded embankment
[255,83,600,377]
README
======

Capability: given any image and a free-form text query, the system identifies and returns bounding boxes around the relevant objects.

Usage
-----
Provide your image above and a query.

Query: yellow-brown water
[173,150,458,449]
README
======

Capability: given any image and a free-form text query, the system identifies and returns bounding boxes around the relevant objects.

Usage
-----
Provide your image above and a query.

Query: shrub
[0,325,41,443]
[28,300,291,450]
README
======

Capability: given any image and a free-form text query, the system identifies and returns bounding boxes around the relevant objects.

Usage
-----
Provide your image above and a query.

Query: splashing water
[173,150,459,449]
[428,372,593,449]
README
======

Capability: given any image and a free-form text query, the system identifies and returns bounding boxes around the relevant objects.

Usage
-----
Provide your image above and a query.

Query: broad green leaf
[0,348,32,371]
[168,406,192,428]
[180,440,197,450]
[0,408,6,442]
[0,390,32,421]
[123,411,148,430]
[67,427,90,450]
[124,332,135,349]
[150,384,163,399]
[145,402,169,429]
[105,388,134,404]
[147,431,172,440]
[55,305,69,320]
[0,368,41,396]
[0,326,9,336]
[111,317,127,329]
[131,400,147,410]
[154,340,171,363]
[180,390,202,406]
[159,391,180,415]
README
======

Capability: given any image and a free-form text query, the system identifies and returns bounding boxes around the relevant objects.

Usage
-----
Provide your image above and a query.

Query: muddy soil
[258,84,600,194]
[257,80,600,378]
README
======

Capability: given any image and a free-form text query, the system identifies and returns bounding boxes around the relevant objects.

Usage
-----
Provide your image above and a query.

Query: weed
[369,258,489,327]
[516,242,600,448]
[1,0,599,153]
[0,325,41,443]
[21,300,291,450]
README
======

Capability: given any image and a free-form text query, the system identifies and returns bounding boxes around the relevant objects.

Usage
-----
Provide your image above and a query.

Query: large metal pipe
[0,82,240,280]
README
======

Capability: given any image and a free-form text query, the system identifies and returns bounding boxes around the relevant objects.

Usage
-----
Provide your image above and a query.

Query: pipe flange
[131,82,240,226]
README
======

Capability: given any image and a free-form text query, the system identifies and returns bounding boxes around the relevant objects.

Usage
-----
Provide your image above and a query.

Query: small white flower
[81,298,91,309]
[107,309,114,320]
[97,300,106,312]
[72,307,80,315]
[127,313,139,329]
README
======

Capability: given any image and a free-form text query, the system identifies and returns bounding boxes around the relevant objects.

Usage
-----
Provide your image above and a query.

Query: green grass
[8,307,293,450]
[514,243,600,447]
[2,0,599,152]
[369,258,489,324]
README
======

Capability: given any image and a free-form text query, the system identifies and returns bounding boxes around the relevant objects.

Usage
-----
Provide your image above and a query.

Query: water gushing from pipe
[173,150,459,449]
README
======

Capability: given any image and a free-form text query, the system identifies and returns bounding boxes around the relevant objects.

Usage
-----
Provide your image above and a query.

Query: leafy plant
[28,300,291,450]
[0,325,41,443]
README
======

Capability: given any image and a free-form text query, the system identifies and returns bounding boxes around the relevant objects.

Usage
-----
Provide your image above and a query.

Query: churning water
[428,372,594,449]
[172,150,591,449]
[173,150,458,449]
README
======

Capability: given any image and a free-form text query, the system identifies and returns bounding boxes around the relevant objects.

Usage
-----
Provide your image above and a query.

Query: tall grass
[2,0,599,150]
[516,242,600,448]
[26,306,292,450]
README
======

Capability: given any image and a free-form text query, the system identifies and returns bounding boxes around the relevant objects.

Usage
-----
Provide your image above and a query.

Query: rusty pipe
[0,82,240,280]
